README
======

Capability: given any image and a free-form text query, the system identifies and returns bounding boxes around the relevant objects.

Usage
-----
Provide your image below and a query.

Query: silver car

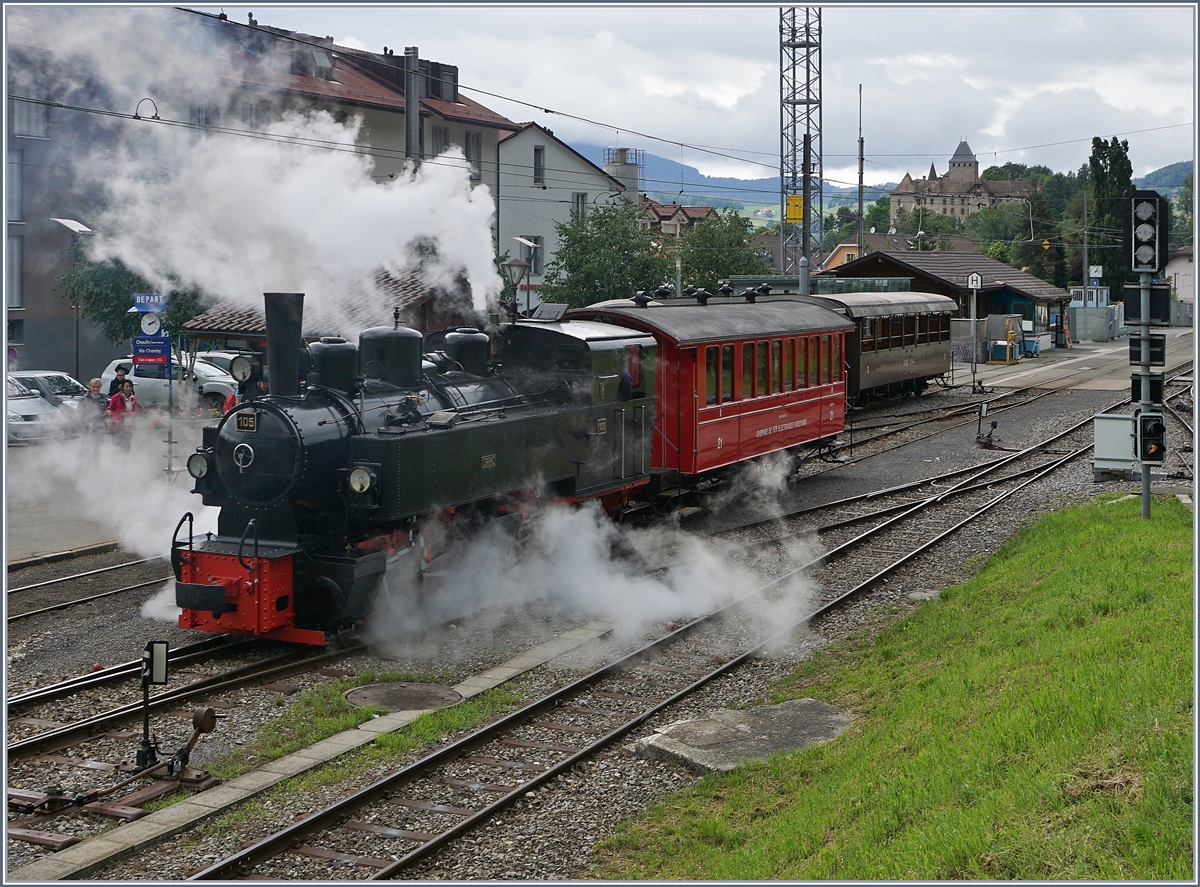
[6,376,73,445]
[9,370,90,410]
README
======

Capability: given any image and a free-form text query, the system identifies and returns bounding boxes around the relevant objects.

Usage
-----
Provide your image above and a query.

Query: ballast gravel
[9,384,1192,881]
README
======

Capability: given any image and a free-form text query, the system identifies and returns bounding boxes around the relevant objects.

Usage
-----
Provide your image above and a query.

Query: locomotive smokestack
[263,292,304,396]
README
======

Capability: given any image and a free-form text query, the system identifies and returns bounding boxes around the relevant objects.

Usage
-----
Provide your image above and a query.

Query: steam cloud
[365,500,820,658]
[10,6,505,329]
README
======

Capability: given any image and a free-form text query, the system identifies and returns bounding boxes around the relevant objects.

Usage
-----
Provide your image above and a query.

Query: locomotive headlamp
[230,355,254,383]
[187,453,210,479]
[348,466,373,493]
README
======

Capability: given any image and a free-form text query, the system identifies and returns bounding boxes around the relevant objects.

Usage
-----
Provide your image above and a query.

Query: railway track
[187,415,1104,881]
[6,554,174,623]
[7,642,366,760]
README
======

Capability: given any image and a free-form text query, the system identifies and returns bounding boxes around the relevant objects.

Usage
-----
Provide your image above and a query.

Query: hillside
[1134,160,1192,190]
[571,142,895,211]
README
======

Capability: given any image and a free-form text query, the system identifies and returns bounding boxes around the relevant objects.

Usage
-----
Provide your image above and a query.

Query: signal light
[1136,411,1167,464]
[1124,190,1170,274]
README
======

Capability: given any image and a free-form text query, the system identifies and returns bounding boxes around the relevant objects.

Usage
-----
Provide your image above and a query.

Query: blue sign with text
[132,334,171,365]
[132,292,168,312]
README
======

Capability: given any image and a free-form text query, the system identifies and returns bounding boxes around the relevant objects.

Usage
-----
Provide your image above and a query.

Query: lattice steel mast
[780,7,822,283]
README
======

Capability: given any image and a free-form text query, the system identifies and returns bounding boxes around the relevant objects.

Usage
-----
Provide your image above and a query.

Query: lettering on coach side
[755,418,807,438]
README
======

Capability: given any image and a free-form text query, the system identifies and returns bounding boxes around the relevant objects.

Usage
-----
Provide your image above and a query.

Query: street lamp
[51,217,93,381]
[501,257,531,316]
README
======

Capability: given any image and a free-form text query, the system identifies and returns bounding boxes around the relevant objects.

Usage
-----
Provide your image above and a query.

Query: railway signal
[1124,190,1170,274]
[1136,411,1167,465]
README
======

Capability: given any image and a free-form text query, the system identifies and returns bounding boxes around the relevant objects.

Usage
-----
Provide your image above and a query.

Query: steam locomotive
[173,286,952,646]
[173,292,656,644]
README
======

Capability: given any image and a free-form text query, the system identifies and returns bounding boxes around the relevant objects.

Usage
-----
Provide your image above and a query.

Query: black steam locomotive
[174,293,656,644]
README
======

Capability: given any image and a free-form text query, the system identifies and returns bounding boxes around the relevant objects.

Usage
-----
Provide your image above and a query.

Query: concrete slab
[180,784,252,809]
[635,698,851,773]
[6,855,84,882]
[227,767,287,792]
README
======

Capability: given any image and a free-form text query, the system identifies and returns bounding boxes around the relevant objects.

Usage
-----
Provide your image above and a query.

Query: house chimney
[404,46,420,167]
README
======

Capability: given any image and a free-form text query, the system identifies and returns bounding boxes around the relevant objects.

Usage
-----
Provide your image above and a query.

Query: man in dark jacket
[108,365,129,396]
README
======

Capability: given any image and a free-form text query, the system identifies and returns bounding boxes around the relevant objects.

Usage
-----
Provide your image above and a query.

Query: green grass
[206,668,429,779]
[595,495,1194,880]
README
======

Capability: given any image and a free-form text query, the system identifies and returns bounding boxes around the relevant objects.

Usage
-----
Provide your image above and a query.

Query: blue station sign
[132,292,168,312]
[132,334,171,365]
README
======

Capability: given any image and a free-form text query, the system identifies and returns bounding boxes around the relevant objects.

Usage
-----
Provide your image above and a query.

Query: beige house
[638,195,715,236]
[890,140,1034,225]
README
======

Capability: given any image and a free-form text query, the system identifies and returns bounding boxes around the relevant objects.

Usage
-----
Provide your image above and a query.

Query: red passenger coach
[567,298,855,477]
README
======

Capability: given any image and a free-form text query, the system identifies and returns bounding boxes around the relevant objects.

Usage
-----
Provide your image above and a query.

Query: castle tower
[945,140,979,183]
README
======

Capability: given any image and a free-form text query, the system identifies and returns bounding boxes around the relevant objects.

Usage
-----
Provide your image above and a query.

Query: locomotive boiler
[173,292,656,644]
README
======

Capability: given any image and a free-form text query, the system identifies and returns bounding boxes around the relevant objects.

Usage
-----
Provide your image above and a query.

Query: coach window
[832,334,842,382]
[705,346,719,405]
[861,317,875,352]
[721,344,734,402]
[820,335,831,385]
[742,344,754,399]
[756,341,768,396]
[941,313,952,342]
[770,340,782,394]
[782,339,794,391]
[917,314,928,344]
[890,316,904,349]
[904,315,916,346]
[797,337,809,387]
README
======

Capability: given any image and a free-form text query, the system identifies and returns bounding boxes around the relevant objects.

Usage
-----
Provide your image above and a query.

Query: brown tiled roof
[832,250,1070,301]
[181,276,433,338]
[638,195,716,223]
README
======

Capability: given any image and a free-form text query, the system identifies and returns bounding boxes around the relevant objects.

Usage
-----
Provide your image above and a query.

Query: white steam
[12,6,506,328]
[6,430,217,624]
[88,114,503,324]
[366,500,821,656]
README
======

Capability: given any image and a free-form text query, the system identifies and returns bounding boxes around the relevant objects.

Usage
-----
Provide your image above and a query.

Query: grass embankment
[596,494,1194,880]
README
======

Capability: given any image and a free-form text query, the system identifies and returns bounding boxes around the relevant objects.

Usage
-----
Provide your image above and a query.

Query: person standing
[80,378,109,458]
[108,365,130,396]
[107,379,140,452]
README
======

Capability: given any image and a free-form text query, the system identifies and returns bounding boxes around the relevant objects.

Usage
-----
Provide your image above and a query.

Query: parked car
[9,370,90,410]
[100,357,237,410]
[6,376,74,444]
[195,350,258,376]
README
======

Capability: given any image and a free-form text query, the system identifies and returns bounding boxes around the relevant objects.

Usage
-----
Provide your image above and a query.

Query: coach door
[613,345,650,480]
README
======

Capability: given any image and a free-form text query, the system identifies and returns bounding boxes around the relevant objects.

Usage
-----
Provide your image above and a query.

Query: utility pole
[780,7,822,283]
[857,84,864,256]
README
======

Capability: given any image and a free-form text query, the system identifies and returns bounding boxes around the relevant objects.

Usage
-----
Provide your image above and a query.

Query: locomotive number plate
[236,411,257,433]
[481,453,496,469]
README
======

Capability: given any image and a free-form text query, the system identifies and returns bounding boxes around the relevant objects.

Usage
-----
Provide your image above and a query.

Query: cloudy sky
[197,3,1196,187]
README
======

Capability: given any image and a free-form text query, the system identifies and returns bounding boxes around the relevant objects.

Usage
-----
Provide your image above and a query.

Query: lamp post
[51,218,93,380]
[501,257,531,317]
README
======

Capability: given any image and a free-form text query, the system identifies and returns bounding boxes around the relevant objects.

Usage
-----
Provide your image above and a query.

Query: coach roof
[794,292,959,319]
[566,299,853,346]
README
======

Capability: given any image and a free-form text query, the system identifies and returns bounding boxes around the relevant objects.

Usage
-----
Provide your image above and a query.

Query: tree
[1011,190,1066,286]
[1087,136,1135,291]
[540,202,672,309]
[980,166,1010,181]
[1175,171,1193,250]
[679,209,773,291]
